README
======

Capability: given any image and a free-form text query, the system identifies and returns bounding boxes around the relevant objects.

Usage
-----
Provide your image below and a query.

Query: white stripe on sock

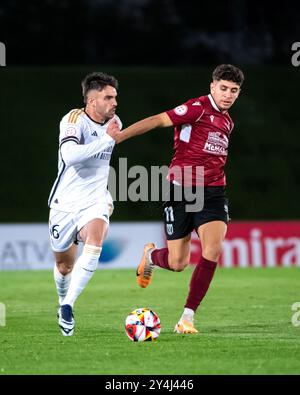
[53,265,72,305]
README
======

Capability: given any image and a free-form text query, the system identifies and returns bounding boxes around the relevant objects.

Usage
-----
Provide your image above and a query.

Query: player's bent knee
[56,263,73,276]
[169,258,189,272]
[85,238,104,248]
[202,244,223,262]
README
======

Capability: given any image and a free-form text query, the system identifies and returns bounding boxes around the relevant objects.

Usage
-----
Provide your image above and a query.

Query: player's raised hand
[107,119,121,141]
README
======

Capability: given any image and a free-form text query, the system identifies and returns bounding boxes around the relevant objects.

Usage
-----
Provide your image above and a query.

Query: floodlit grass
[0,268,300,375]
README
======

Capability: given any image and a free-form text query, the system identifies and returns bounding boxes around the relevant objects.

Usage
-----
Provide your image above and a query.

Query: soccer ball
[125,308,161,341]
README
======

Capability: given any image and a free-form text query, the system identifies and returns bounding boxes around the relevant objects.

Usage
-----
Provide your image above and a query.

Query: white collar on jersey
[208,94,221,112]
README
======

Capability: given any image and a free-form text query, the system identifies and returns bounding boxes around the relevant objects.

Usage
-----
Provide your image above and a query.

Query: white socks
[181,307,195,322]
[53,265,72,305]
[58,244,102,308]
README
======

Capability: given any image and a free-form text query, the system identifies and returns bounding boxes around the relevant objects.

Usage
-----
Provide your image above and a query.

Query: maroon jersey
[166,94,234,186]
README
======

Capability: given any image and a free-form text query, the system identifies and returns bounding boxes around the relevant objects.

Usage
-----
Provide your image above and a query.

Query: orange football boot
[136,243,156,288]
[174,319,198,334]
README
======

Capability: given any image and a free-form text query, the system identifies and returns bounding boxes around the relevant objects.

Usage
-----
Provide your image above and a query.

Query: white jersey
[48,108,122,212]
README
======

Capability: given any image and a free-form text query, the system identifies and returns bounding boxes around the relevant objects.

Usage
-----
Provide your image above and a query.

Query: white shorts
[49,202,113,252]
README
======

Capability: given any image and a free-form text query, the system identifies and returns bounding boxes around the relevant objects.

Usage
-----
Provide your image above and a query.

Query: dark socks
[151,248,173,270]
[185,256,217,312]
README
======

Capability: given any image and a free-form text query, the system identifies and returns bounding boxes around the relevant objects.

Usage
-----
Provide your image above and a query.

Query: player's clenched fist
[107,119,121,141]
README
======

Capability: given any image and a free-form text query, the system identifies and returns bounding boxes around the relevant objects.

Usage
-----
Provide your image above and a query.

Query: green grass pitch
[0,267,300,375]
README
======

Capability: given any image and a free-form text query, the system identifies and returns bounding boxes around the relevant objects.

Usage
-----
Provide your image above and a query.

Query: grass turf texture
[0,267,299,375]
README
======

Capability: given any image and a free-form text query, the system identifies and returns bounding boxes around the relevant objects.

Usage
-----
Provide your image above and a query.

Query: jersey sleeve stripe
[70,112,80,124]
[68,110,78,123]
[68,109,83,124]
[60,136,80,147]
[68,109,80,123]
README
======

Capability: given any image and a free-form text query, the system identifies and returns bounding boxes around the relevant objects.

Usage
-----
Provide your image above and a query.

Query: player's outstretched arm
[113,112,173,144]
[60,134,114,166]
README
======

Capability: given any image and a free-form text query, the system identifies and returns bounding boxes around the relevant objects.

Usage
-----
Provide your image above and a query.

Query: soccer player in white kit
[48,72,121,336]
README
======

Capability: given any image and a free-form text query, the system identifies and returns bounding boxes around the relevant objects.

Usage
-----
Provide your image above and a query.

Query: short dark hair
[81,72,118,103]
[212,64,244,86]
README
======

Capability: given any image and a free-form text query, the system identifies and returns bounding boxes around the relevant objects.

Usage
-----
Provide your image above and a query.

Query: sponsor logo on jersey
[92,131,98,136]
[65,127,77,136]
[174,105,188,116]
[203,131,228,155]
[93,144,114,160]
[210,115,214,123]
[192,101,201,106]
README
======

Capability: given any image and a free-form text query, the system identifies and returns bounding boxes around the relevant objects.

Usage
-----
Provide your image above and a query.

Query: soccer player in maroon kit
[112,64,244,333]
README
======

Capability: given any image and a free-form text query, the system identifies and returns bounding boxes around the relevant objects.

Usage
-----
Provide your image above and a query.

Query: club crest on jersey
[65,127,77,136]
[166,224,174,235]
[174,105,188,116]
[210,115,214,123]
